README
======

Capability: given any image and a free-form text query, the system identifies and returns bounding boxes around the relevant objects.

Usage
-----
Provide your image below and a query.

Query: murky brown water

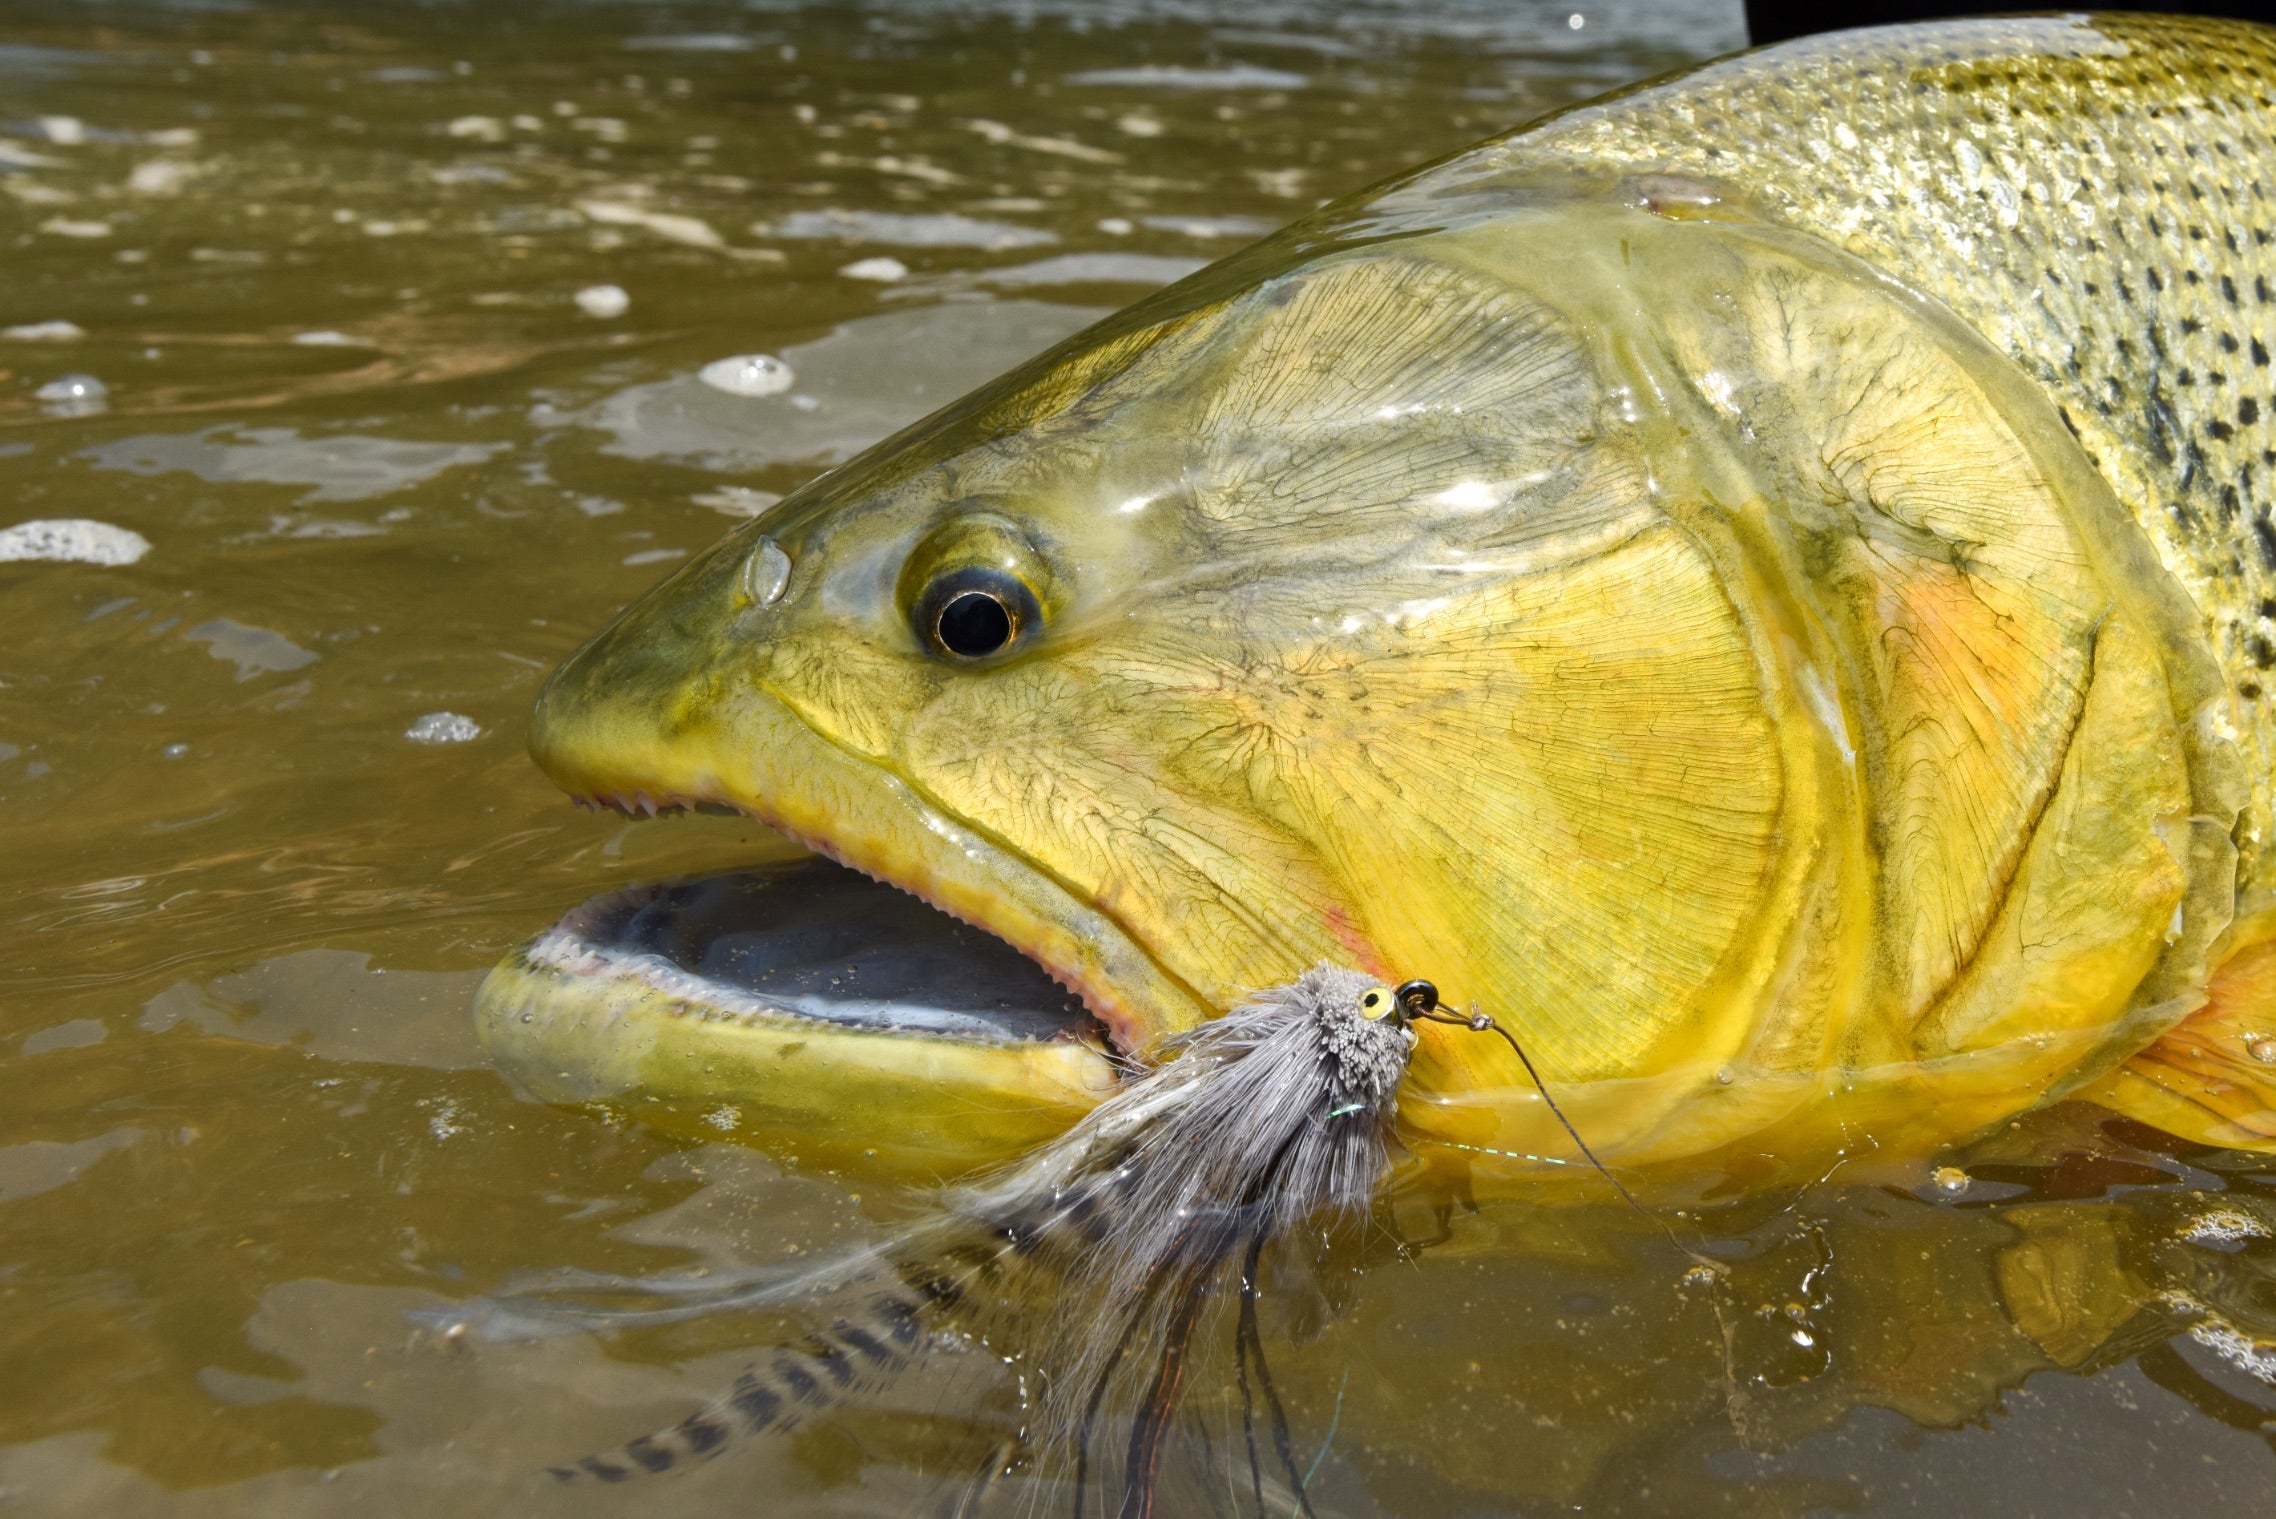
[8,2,2276,1514]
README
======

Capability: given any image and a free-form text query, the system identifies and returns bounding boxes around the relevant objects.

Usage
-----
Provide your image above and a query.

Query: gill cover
[529,179,2239,1182]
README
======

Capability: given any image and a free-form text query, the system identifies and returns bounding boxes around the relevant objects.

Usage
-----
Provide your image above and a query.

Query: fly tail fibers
[543,1261,945,1482]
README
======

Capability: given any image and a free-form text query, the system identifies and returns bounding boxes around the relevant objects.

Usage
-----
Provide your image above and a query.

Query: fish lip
[556,693,1214,1056]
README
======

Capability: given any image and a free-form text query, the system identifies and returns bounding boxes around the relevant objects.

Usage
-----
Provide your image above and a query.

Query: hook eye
[1395,980,1439,1018]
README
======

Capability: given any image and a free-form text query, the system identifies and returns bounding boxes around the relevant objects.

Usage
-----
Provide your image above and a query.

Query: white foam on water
[2181,1207,2273,1248]
[838,256,910,282]
[126,159,195,194]
[574,283,630,317]
[0,517,148,565]
[577,201,724,250]
[35,372,107,416]
[0,141,64,170]
[697,354,794,397]
[405,711,483,745]
[2189,1321,2276,1386]
[1063,64,1309,89]
[624,33,760,52]
[762,208,1057,249]
[1,320,83,341]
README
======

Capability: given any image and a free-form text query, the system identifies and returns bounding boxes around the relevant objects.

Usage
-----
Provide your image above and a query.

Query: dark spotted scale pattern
[1479,15,2276,890]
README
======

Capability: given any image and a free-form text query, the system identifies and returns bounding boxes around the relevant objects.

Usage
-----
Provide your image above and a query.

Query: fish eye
[921,566,1038,659]
[896,512,1052,664]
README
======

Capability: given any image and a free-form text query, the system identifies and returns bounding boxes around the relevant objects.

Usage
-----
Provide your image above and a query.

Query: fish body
[500,15,2276,1190]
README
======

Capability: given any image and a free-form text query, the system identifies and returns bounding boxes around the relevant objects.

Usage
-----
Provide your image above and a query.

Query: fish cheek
[1639,218,2205,1109]
[888,648,1360,1007]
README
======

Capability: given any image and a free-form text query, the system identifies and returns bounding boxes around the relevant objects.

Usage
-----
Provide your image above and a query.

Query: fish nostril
[742,538,792,607]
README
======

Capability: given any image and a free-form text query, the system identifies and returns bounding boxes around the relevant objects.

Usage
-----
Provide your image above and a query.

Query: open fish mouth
[476,854,1124,1169]
[528,859,1102,1044]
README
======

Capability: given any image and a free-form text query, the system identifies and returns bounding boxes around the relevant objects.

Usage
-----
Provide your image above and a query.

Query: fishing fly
[508,965,1662,1515]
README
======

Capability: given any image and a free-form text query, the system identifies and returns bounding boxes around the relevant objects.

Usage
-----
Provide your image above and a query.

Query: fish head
[523,181,2234,1181]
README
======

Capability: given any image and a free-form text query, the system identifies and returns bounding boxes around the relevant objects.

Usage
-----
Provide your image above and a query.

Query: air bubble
[35,373,108,417]
[573,283,630,318]
[698,353,794,397]
[839,256,908,282]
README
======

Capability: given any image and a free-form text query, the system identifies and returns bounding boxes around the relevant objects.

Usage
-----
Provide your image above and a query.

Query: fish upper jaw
[528,666,1214,1057]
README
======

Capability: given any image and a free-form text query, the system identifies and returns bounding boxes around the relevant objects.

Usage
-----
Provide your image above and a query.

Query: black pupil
[936,590,1014,657]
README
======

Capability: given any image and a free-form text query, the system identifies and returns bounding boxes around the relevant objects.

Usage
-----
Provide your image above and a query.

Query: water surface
[8,2,2276,1515]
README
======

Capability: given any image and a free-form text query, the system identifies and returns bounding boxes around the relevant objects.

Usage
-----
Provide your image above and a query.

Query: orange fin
[2083,908,2276,1151]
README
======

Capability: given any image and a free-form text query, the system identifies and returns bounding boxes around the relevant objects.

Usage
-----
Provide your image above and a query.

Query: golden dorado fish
[483,14,2276,1192]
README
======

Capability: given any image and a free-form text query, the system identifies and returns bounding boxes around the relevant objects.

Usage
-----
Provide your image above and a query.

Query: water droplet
[698,352,794,397]
[573,283,630,318]
[743,537,792,606]
[35,372,107,417]
[1930,1165,1970,1196]
[838,256,908,282]
[2249,1037,2276,1064]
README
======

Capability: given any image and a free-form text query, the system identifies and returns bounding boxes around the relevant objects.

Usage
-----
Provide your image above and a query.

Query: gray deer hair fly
[545,963,1429,1514]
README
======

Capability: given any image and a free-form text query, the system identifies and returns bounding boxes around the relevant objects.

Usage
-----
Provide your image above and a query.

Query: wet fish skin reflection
[519,14,2276,1196]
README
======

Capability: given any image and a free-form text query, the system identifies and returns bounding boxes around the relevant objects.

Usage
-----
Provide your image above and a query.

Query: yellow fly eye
[896,512,1051,662]
[1359,987,1396,1021]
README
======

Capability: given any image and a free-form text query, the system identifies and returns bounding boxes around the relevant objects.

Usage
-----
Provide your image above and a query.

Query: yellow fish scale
[1487,14,2276,896]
